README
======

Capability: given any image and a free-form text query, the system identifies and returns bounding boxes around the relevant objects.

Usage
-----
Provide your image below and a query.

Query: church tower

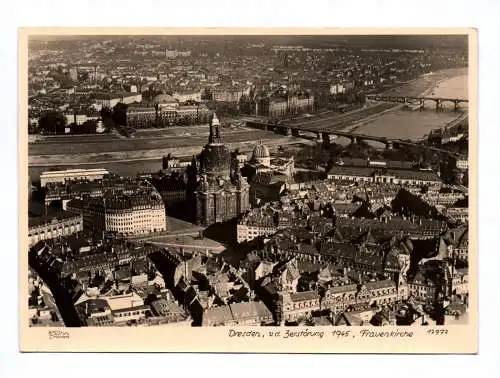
[194,113,249,226]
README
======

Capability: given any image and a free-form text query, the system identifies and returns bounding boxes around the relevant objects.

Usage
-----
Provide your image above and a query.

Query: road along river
[28,68,467,180]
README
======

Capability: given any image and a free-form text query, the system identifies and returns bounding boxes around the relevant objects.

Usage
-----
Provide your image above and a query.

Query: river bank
[28,67,467,179]
[28,136,314,180]
[347,70,468,139]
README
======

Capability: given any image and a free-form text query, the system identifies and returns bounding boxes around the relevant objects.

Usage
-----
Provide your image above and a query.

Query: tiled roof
[150,299,185,317]
[410,271,436,286]
[29,211,81,228]
[328,166,374,177]
[230,301,272,320]
[75,298,110,315]
[445,301,467,314]
[114,268,132,281]
[296,261,322,274]
[327,165,441,182]
[297,243,319,256]
[385,169,441,182]
[332,202,363,215]
[290,291,320,302]
[203,305,234,324]
[326,284,358,294]
[365,279,396,290]
[356,253,384,268]
[384,252,401,270]
[320,242,358,260]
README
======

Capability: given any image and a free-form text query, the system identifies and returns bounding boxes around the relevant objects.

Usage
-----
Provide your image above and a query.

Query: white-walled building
[40,168,109,187]
[66,191,167,236]
[94,92,142,108]
[28,212,83,246]
[327,165,441,186]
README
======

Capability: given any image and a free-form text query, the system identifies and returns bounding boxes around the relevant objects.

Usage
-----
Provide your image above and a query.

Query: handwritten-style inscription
[426,329,449,336]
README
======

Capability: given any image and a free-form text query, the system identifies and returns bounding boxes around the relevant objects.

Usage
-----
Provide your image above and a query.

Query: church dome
[200,144,231,174]
[199,113,231,174]
[251,142,271,167]
[252,143,270,160]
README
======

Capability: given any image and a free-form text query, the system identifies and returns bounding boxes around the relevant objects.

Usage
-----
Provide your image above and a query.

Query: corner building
[66,191,166,236]
[193,114,250,226]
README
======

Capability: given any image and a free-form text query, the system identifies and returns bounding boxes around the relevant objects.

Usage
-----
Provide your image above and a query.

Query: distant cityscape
[27,35,469,328]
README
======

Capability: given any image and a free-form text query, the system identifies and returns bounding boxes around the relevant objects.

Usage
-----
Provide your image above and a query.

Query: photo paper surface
[19,28,477,353]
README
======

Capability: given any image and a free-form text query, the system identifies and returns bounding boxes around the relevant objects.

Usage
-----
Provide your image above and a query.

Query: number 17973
[426,329,449,336]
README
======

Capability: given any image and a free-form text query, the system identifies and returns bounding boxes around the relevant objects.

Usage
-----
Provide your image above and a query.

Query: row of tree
[36,112,67,134]
[34,112,109,135]
[35,110,109,135]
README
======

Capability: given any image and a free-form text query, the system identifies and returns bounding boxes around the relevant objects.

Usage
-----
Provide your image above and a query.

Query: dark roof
[150,176,187,192]
[365,279,396,290]
[114,267,132,281]
[445,301,467,314]
[386,160,414,169]
[337,158,369,166]
[320,242,358,260]
[104,192,163,209]
[68,181,102,193]
[75,298,110,315]
[326,284,358,294]
[296,261,322,274]
[290,291,320,302]
[385,169,441,182]
[327,165,441,182]
[230,302,272,319]
[332,202,363,215]
[328,165,374,177]
[29,211,81,228]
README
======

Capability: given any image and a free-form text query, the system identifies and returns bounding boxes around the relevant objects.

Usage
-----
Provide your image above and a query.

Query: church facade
[189,114,250,226]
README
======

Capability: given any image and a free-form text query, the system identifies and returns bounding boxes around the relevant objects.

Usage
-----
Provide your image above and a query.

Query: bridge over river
[365,94,468,110]
[241,107,468,159]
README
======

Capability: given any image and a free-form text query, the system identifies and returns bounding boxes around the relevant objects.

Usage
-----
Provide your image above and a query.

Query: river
[28,69,468,181]
[340,71,468,143]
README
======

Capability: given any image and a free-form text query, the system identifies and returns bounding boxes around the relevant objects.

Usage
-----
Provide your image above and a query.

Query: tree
[75,120,97,134]
[38,111,67,134]
[201,88,212,100]
[100,107,115,131]
[112,102,128,126]
[100,106,113,121]
[329,143,344,160]
[28,122,38,134]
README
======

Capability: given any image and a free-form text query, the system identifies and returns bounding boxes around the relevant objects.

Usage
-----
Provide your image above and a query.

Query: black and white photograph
[19,29,477,353]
